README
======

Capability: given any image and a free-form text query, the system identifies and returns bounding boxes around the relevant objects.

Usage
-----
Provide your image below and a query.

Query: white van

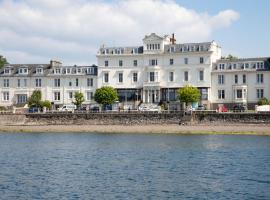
[58,105,77,112]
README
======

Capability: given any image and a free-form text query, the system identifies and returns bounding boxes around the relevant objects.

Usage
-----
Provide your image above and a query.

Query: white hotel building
[0,60,97,109]
[0,33,269,110]
[97,33,221,109]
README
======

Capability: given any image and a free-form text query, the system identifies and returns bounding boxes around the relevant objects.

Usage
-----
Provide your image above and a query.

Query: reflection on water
[0,133,269,199]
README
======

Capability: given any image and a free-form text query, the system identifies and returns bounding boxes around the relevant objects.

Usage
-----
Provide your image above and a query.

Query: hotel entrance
[143,88,160,103]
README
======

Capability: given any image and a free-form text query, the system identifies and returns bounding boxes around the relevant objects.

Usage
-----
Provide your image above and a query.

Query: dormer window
[19,68,28,74]
[133,48,138,54]
[36,68,43,74]
[170,46,175,53]
[4,68,11,74]
[55,68,61,74]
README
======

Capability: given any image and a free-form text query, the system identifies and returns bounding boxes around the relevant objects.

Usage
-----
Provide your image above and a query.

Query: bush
[257,97,270,105]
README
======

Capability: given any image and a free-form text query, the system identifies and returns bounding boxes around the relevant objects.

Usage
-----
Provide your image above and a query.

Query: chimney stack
[170,33,176,45]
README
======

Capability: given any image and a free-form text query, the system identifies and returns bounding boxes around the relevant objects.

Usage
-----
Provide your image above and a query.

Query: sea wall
[193,112,270,124]
[0,114,26,125]
[0,112,270,126]
[24,112,185,125]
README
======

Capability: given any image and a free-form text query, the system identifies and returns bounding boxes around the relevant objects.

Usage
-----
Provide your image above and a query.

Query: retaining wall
[24,112,185,125]
[193,112,270,124]
[0,112,270,126]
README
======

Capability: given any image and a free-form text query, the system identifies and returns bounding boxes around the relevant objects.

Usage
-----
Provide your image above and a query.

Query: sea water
[0,133,269,199]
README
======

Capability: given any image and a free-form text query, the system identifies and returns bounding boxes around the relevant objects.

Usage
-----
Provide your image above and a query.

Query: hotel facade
[0,33,269,110]
[0,60,97,109]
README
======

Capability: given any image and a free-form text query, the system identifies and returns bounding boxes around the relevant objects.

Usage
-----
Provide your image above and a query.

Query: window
[3,79,9,88]
[199,70,204,81]
[54,79,60,87]
[149,72,155,82]
[236,89,242,99]
[133,72,138,82]
[200,57,204,64]
[256,62,264,69]
[184,58,188,64]
[149,59,158,66]
[69,81,72,87]
[23,79,27,87]
[35,78,42,87]
[218,90,225,99]
[87,92,94,101]
[55,68,61,74]
[76,78,79,87]
[218,75,225,85]
[257,74,264,83]
[66,68,71,74]
[119,60,123,67]
[245,63,249,69]
[234,75,238,84]
[170,46,175,53]
[4,68,10,74]
[133,48,138,54]
[17,79,21,87]
[243,74,246,84]
[257,89,264,99]
[105,60,108,67]
[200,88,208,100]
[87,78,93,87]
[169,72,174,82]
[3,92,9,101]
[36,68,43,74]
[17,94,27,103]
[69,92,73,99]
[219,64,225,70]
[133,60,137,67]
[104,73,109,83]
[19,68,28,74]
[54,92,60,101]
[184,71,188,81]
[169,59,174,65]
[118,73,123,83]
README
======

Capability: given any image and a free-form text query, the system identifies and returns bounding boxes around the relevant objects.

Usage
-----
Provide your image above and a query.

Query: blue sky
[176,0,270,57]
[0,0,269,64]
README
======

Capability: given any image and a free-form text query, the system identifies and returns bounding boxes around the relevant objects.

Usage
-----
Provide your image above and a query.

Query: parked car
[233,104,247,112]
[90,106,100,112]
[28,107,39,113]
[197,105,206,110]
[58,104,77,112]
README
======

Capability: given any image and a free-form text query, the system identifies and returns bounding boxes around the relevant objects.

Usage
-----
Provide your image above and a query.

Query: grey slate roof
[0,63,98,76]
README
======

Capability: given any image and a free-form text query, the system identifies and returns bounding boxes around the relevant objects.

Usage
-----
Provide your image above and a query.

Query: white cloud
[0,0,239,64]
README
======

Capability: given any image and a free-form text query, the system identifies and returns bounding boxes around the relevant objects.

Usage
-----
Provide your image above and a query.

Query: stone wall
[24,112,185,125]
[0,112,270,126]
[193,112,270,124]
[0,114,26,125]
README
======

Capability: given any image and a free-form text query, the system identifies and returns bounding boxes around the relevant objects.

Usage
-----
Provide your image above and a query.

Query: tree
[94,86,118,106]
[41,100,52,109]
[221,54,238,60]
[28,90,42,108]
[177,85,200,104]
[257,97,270,105]
[73,91,85,108]
[0,55,8,68]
